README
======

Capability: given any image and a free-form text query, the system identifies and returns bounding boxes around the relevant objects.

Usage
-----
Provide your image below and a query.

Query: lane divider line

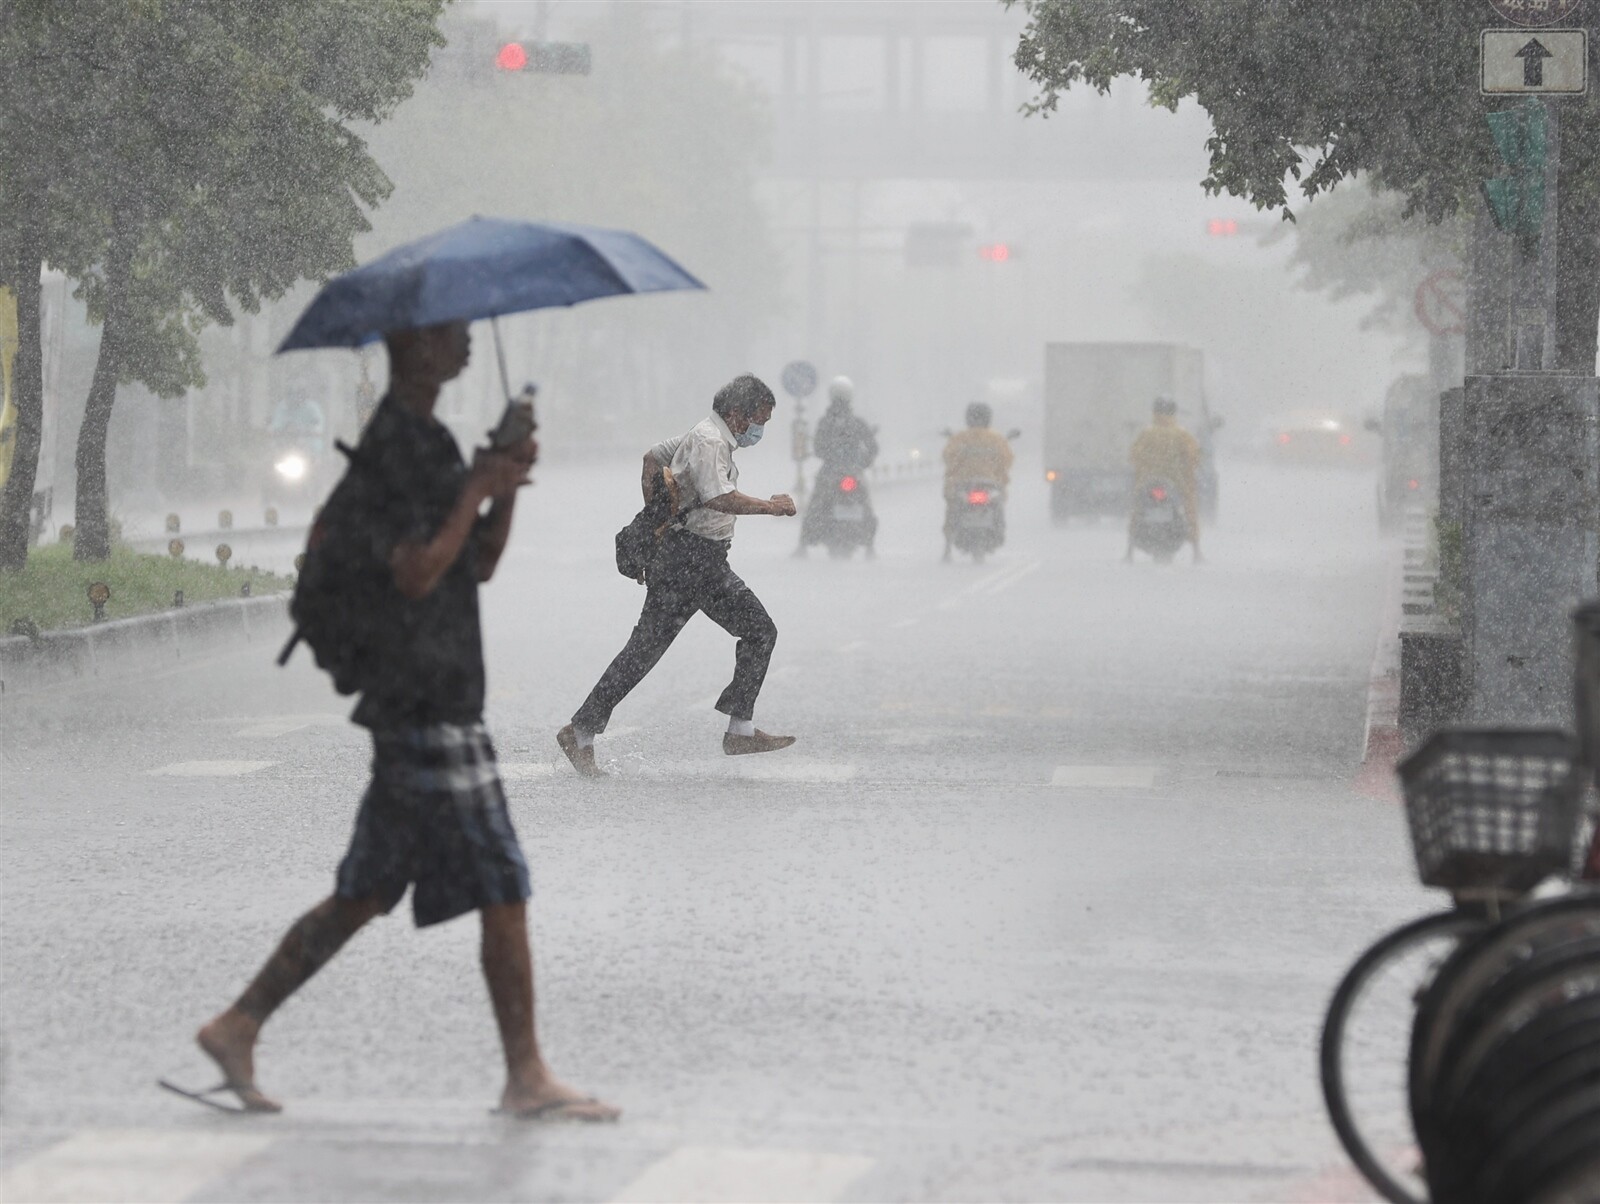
[1051,765,1160,789]
[148,761,275,777]
[609,1145,874,1204]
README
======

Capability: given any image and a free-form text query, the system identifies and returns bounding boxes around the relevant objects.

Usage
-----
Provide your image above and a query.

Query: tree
[1008,1,1600,372]
[0,0,446,566]
[359,10,781,436]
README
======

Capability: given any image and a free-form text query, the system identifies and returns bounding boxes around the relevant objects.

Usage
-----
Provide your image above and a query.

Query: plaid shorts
[336,723,531,927]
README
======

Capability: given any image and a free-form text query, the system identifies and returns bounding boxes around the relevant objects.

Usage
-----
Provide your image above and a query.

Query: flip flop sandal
[159,1078,280,1114]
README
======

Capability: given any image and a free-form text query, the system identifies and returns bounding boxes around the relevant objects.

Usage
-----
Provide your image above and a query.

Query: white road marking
[230,713,344,739]
[498,762,555,781]
[982,559,1041,596]
[234,720,308,738]
[609,1146,874,1204]
[644,760,859,783]
[149,761,275,777]
[1051,765,1160,789]
[0,1129,274,1204]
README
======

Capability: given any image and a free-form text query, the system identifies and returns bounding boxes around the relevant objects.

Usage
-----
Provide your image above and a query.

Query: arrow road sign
[1517,37,1553,87]
[1481,29,1588,94]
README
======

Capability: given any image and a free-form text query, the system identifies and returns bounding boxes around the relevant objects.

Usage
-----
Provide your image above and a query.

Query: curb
[0,594,291,697]
[1355,543,1406,801]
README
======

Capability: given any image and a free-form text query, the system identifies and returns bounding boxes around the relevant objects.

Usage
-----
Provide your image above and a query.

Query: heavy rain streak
[3,2,1600,1202]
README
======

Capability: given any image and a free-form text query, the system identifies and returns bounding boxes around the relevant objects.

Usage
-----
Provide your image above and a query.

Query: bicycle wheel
[1321,910,1488,1204]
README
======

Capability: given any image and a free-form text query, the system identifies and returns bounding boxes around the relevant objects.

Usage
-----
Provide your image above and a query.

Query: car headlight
[274,453,308,482]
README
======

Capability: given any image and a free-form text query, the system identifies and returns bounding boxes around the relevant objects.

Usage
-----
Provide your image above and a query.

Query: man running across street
[194,320,617,1122]
[558,374,797,778]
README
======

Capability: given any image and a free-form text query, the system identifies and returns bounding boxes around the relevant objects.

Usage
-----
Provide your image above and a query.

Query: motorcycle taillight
[840,476,858,493]
[1150,487,1168,502]
[967,490,989,505]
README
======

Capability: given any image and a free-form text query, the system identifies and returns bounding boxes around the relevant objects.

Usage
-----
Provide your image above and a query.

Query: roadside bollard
[218,509,233,531]
[168,538,184,559]
[216,543,232,567]
[241,581,252,598]
[87,582,110,623]
[165,513,180,534]
[173,589,184,609]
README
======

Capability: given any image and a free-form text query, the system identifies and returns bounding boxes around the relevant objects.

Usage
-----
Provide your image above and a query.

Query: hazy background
[39,0,1429,515]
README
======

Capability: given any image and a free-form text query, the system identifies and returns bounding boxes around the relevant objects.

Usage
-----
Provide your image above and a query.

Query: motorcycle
[1130,478,1188,564]
[800,468,877,558]
[946,480,1007,563]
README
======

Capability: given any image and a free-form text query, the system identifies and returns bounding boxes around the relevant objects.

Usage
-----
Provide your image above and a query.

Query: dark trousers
[573,530,777,734]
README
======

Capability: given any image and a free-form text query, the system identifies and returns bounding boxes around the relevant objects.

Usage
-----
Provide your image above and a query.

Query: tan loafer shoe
[557,725,605,778]
[723,730,797,756]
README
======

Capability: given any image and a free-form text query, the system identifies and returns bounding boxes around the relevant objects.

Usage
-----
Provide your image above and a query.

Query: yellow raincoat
[1129,415,1201,539]
[942,428,1014,500]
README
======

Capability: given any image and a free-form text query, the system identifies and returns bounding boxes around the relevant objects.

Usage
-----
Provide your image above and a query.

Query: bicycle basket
[1397,728,1583,892]
[1575,603,1600,787]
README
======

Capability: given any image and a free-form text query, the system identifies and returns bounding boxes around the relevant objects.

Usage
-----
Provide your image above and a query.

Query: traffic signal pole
[1457,80,1600,728]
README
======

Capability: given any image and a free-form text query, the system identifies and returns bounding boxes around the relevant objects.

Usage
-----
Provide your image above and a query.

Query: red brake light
[967,490,989,505]
[839,476,858,493]
[496,42,528,71]
[1150,486,1168,501]
[1407,478,1421,491]
[1339,433,1353,446]
[1277,433,1292,445]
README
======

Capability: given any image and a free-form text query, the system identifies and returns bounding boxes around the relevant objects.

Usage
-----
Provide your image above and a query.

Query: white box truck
[1042,342,1217,521]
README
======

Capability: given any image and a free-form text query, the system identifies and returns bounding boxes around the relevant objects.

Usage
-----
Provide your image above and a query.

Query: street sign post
[1481,29,1589,94]
[1415,270,1468,337]
[781,360,818,502]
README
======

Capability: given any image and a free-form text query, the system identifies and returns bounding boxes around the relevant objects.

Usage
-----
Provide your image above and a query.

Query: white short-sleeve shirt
[651,413,740,542]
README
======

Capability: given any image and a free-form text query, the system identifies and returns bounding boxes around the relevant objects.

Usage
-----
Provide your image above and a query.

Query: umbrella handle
[491,315,512,405]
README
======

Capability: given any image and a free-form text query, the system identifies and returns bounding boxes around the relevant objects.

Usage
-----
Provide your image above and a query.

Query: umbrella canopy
[278,216,705,352]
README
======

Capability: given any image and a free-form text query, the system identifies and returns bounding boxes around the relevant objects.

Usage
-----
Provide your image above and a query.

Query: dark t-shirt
[350,397,486,730]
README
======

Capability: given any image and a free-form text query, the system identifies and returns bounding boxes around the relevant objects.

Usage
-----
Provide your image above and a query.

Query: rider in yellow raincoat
[942,402,1014,560]
[1127,397,1202,562]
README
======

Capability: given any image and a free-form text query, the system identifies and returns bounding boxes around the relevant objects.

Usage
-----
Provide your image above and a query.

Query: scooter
[946,480,1006,563]
[800,468,877,558]
[1130,478,1188,564]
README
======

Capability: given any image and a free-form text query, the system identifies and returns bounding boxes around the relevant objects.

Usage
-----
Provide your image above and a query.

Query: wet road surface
[1,455,1421,1201]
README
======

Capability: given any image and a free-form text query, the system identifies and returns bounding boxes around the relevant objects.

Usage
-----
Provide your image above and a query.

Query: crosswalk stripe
[497,762,555,781]
[1051,764,1160,788]
[148,761,275,777]
[234,720,308,738]
[0,1129,274,1204]
[609,1146,874,1204]
[644,760,859,783]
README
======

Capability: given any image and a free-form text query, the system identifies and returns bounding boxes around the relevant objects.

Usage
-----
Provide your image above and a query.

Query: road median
[0,593,291,696]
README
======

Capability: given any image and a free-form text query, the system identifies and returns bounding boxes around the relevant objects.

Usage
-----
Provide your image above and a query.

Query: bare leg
[481,902,618,1121]
[196,894,386,1111]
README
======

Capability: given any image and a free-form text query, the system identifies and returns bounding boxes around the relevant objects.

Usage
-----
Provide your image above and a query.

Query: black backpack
[615,466,696,583]
[277,443,399,694]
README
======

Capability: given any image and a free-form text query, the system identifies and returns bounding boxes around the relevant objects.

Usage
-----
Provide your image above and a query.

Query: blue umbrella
[278,216,706,389]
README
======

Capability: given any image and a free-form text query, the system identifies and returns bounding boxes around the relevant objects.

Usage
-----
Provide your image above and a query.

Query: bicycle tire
[1321,910,1487,1204]
[1410,896,1600,1142]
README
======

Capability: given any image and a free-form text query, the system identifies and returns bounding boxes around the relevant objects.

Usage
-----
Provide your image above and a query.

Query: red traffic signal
[496,42,528,71]
[978,243,1012,262]
[1206,219,1240,237]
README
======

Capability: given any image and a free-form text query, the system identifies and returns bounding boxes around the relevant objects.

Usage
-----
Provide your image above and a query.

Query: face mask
[736,422,765,448]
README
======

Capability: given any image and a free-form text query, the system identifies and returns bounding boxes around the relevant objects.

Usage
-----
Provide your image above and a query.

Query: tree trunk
[71,226,132,562]
[0,229,45,571]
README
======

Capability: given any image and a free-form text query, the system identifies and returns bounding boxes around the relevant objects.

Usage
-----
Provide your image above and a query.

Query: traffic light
[1483,101,1547,241]
[978,243,1014,262]
[492,40,591,75]
[1206,219,1240,237]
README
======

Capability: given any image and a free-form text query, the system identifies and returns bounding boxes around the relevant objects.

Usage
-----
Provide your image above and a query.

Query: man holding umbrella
[180,219,705,1120]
